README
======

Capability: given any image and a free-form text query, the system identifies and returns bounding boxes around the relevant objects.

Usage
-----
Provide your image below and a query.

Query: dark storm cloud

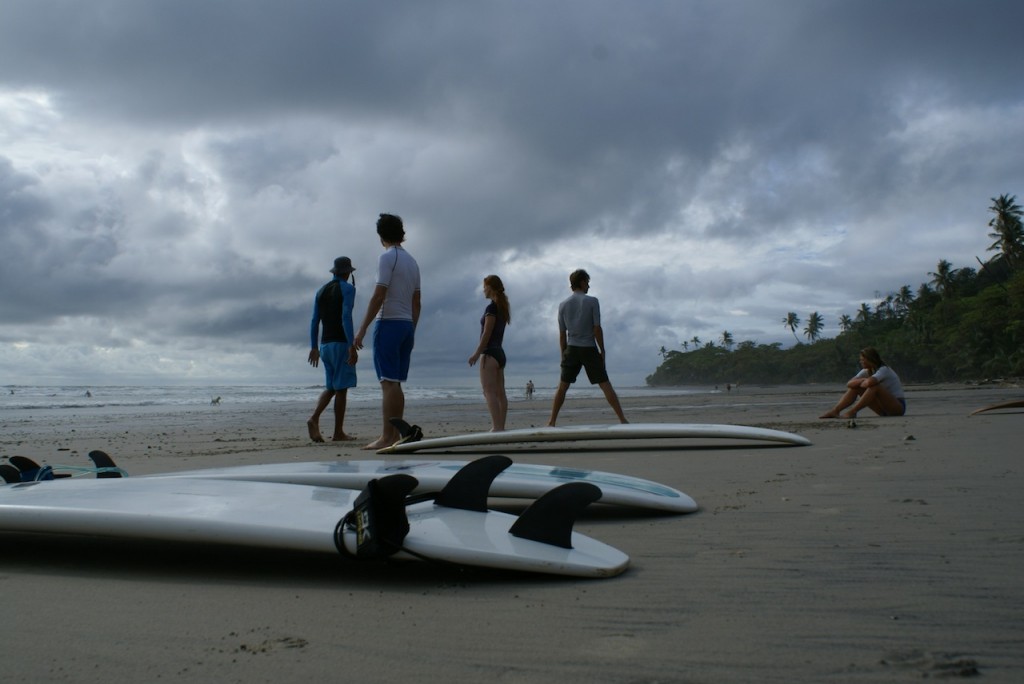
[1,0,1022,384]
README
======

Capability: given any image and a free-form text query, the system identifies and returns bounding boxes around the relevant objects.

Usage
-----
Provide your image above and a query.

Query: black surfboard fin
[388,417,423,445]
[0,464,20,484]
[337,473,419,559]
[433,455,513,512]
[8,456,48,481]
[87,450,123,478]
[509,482,603,549]
[8,456,40,472]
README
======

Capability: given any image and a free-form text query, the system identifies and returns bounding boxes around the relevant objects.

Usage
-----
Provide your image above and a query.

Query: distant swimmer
[85,390,92,397]
[211,396,221,405]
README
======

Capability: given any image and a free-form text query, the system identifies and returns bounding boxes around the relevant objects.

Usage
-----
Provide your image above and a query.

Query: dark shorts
[482,348,507,369]
[321,341,357,390]
[881,398,907,416]
[559,346,608,385]
[373,319,415,383]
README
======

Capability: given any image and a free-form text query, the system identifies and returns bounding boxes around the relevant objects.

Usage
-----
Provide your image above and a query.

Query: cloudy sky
[2,0,1022,389]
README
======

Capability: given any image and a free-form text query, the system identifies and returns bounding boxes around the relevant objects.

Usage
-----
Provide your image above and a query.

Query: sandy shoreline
[2,382,1023,682]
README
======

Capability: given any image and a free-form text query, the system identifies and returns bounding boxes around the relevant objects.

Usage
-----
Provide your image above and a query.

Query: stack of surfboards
[0,453,691,578]
[0,422,811,579]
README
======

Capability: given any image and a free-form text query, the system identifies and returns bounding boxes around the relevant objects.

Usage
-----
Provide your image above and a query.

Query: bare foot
[307,419,325,442]
[840,411,858,419]
[331,433,357,442]
[818,411,839,419]
[361,437,392,451]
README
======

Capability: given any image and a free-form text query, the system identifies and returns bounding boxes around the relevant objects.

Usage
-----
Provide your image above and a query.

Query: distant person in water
[526,380,535,400]
[819,347,906,419]
[468,275,510,432]
[308,256,358,442]
[547,269,628,426]
[350,213,421,450]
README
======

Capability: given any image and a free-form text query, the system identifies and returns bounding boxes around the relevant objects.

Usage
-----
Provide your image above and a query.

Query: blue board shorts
[373,319,415,383]
[320,342,357,391]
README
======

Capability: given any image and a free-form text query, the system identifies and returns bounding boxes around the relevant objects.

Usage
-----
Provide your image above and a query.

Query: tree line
[648,194,1024,386]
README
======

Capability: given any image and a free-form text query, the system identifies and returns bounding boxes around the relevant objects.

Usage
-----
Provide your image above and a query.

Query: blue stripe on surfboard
[438,464,684,500]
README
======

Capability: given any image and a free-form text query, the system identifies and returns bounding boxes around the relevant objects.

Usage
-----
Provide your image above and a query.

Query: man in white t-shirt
[351,213,421,449]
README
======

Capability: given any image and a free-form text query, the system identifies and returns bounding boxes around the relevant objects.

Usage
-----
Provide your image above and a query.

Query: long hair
[484,274,511,324]
[860,347,885,370]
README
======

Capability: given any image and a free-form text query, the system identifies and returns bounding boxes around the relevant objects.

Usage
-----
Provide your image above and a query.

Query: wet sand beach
[2,383,1022,682]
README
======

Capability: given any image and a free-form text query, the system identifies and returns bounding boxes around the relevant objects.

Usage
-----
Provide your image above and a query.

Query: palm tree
[681,340,689,352]
[720,330,734,350]
[987,194,1024,268]
[839,314,854,332]
[894,285,915,318]
[855,303,872,324]
[803,312,824,342]
[783,312,801,344]
[878,294,896,320]
[929,259,957,298]
[691,336,701,349]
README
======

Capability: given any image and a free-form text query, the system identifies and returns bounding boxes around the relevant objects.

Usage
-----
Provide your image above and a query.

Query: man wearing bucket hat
[307,256,358,442]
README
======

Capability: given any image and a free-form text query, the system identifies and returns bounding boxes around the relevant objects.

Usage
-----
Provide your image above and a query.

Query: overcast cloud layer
[2,0,1023,388]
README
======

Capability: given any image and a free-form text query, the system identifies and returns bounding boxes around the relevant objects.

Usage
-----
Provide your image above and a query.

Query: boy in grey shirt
[547,269,628,426]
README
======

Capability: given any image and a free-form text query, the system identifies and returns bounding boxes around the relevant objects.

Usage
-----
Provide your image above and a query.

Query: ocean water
[0,384,709,413]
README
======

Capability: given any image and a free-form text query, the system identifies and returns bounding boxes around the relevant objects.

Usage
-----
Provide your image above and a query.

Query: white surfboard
[143,460,697,514]
[0,472,628,578]
[2,454,698,514]
[969,399,1024,416]
[379,422,812,454]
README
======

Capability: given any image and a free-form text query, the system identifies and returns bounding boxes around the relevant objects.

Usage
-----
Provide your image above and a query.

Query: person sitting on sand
[820,347,906,419]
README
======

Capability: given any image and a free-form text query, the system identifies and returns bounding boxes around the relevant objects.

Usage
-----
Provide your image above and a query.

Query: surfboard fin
[509,482,603,549]
[8,456,54,481]
[433,455,513,512]
[87,450,124,478]
[0,464,20,484]
[9,456,40,472]
[388,417,423,445]
[337,473,419,559]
